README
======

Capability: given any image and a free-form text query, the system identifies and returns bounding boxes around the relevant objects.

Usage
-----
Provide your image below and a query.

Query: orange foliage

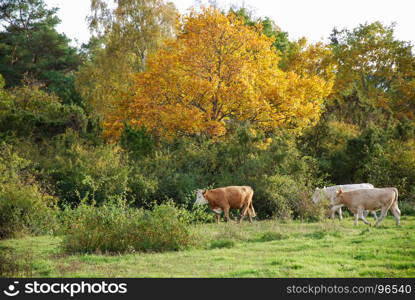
[104,7,334,139]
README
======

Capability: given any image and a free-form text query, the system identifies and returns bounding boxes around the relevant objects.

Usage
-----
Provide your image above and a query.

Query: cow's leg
[247,206,253,223]
[371,211,378,220]
[374,208,388,227]
[239,203,250,224]
[390,206,401,226]
[358,208,371,226]
[330,206,336,219]
[223,205,231,222]
[214,213,220,223]
[354,213,359,226]
[330,205,342,219]
[337,206,343,220]
[363,210,369,218]
[239,212,245,224]
[248,211,253,223]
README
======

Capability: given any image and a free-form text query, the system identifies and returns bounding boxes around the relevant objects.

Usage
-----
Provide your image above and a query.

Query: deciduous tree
[104,7,334,139]
[329,22,415,125]
[76,0,177,118]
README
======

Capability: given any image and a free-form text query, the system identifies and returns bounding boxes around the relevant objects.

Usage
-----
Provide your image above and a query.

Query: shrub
[251,175,296,219]
[0,84,87,139]
[129,124,321,219]
[44,134,130,206]
[61,201,193,254]
[127,172,159,207]
[0,143,58,239]
[120,125,154,160]
[177,190,215,224]
[360,139,415,202]
[291,190,328,222]
[0,182,57,239]
[399,201,415,216]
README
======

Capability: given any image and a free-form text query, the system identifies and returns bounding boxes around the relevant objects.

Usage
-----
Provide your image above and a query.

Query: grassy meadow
[1,215,414,278]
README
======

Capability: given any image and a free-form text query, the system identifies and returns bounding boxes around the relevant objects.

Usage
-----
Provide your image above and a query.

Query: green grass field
[1,216,415,278]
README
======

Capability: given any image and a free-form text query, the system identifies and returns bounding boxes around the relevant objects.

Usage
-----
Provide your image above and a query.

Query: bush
[290,190,328,222]
[120,125,154,160]
[177,190,215,224]
[43,134,130,206]
[0,143,58,239]
[129,124,321,219]
[251,175,296,219]
[0,182,57,239]
[399,201,415,216]
[360,139,415,202]
[127,172,159,207]
[61,201,193,254]
[0,84,87,139]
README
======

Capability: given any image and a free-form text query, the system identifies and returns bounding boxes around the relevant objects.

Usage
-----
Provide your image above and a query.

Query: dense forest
[1,0,415,246]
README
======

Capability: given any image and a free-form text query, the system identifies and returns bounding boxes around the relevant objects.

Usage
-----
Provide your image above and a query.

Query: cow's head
[194,189,208,205]
[311,187,320,203]
[312,187,326,203]
[334,189,343,205]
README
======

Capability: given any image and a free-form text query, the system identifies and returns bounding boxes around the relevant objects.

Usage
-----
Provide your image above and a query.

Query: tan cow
[194,186,256,223]
[334,187,401,227]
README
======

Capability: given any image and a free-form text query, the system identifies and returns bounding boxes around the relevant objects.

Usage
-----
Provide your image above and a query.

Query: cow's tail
[392,187,401,215]
[250,201,257,217]
[249,187,256,217]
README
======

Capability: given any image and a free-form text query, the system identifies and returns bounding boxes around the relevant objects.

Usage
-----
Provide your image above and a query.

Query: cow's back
[324,183,374,203]
[206,186,253,209]
[341,188,396,211]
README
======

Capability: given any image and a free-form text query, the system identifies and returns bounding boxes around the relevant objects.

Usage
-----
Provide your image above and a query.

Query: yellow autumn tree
[104,7,334,139]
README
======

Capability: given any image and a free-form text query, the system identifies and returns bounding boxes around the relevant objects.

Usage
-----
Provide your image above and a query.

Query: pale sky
[45,0,415,47]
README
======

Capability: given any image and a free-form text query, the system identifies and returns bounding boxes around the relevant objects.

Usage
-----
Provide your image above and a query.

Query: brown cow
[194,186,256,223]
[334,187,400,227]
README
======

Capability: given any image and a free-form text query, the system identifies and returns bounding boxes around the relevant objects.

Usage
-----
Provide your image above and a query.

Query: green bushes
[61,201,193,254]
[304,119,415,206]
[43,134,130,206]
[0,144,57,239]
[128,124,321,219]
[361,139,415,202]
[0,84,87,139]
[0,182,57,239]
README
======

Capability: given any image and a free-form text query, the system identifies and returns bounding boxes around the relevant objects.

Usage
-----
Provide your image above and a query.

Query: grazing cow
[311,183,376,219]
[194,186,256,223]
[334,188,401,227]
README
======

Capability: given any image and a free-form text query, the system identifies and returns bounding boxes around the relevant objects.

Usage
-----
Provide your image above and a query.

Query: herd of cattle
[194,184,401,227]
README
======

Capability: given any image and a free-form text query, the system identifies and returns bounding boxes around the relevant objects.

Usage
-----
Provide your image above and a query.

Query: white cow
[312,183,377,219]
[334,188,400,226]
